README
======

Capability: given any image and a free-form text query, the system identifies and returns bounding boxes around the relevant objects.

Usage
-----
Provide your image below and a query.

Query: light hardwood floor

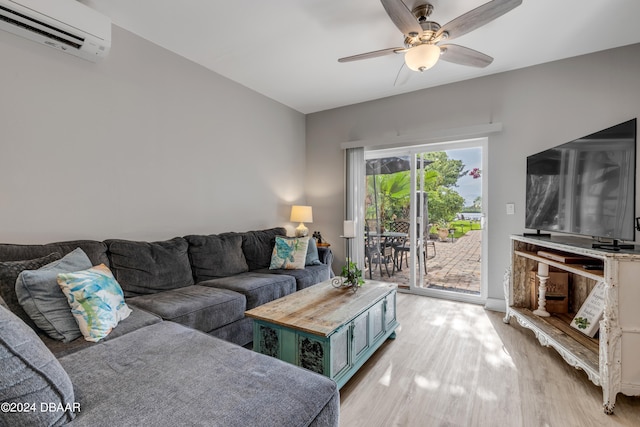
[339,293,640,426]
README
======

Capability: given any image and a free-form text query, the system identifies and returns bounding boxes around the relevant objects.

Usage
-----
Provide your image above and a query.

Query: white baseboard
[484,297,506,313]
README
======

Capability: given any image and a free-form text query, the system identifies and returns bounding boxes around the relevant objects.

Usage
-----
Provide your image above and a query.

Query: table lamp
[290,205,313,237]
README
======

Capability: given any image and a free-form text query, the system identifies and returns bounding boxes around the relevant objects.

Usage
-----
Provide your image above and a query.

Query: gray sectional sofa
[0,228,338,426]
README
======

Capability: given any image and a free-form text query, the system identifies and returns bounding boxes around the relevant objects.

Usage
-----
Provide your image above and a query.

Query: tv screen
[525,119,637,241]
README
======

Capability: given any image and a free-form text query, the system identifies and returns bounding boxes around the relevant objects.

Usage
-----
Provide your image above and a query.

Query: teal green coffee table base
[249,281,398,389]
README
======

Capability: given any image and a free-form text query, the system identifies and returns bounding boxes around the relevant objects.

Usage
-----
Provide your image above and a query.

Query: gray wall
[0,26,306,243]
[306,43,640,307]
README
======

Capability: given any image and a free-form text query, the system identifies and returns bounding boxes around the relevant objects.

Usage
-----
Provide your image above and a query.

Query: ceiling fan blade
[436,0,522,41]
[393,62,412,86]
[439,44,493,68]
[338,47,405,63]
[380,0,422,37]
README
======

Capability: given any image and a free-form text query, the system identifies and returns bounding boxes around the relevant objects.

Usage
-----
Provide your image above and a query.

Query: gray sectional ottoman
[0,302,339,426]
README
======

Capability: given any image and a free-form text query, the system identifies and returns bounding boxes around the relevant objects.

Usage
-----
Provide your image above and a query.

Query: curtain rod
[340,122,502,150]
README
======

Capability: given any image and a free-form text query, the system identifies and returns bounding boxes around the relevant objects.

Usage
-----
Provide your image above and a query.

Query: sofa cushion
[200,272,296,309]
[185,233,249,282]
[58,321,339,427]
[57,264,132,342]
[257,263,331,291]
[269,236,310,270]
[0,240,109,266]
[0,305,76,426]
[209,317,254,348]
[127,285,246,332]
[106,237,194,297]
[40,306,162,359]
[15,248,92,342]
[0,252,61,326]
[241,227,286,270]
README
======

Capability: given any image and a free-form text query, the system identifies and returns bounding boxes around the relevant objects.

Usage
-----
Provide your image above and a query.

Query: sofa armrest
[317,247,333,270]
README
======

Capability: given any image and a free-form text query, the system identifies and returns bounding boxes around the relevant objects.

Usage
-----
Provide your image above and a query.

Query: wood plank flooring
[339,293,640,426]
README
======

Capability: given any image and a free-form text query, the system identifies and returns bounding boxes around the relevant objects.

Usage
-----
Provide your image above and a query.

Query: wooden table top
[245,279,397,337]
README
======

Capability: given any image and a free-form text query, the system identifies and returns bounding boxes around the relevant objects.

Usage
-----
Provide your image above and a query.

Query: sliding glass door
[364,139,487,303]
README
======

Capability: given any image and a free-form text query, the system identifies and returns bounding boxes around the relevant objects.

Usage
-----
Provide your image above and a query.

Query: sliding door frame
[364,137,488,304]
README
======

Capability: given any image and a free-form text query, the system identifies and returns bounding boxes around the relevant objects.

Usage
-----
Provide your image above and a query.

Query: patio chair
[390,221,411,271]
[364,225,393,279]
[389,220,434,274]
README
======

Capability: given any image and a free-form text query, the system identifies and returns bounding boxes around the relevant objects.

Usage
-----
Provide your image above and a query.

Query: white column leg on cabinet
[532,274,551,317]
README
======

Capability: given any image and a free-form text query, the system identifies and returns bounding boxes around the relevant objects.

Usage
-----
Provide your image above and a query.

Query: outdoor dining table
[365,231,408,276]
[367,231,408,238]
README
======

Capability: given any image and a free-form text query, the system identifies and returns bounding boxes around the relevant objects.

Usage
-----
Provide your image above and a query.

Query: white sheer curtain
[346,147,365,269]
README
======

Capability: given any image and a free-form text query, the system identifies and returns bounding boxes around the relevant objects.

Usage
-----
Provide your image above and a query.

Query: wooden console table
[245,280,398,389]
[505,235,640,414]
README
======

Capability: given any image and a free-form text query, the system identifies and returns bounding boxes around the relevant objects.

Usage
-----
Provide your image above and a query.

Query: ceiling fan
[338,0,522,75]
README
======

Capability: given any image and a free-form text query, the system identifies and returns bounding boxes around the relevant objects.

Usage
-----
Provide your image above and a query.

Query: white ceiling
[83,0,640,114]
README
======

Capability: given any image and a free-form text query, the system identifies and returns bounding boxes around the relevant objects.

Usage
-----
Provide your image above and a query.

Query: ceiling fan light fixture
[404,44,440,72]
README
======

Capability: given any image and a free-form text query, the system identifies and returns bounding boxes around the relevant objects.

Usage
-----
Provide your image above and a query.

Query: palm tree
[367,172,410,229]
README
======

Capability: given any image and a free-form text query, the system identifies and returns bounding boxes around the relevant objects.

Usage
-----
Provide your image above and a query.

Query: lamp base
[295,223,309,237]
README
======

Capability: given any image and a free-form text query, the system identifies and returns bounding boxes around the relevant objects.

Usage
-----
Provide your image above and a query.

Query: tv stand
[506,235,640,414]
[592,239,634,251]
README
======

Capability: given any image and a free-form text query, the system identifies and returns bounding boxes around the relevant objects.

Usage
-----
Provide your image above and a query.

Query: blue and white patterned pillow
[269,236,310,270]
[57,264,132,342]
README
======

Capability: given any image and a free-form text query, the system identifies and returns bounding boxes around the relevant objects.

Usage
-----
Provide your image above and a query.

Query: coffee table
[245,279,398,388]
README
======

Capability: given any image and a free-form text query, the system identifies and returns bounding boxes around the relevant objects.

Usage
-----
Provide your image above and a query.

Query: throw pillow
[15,248,92,342]
[242,227,287,270]
[269,236,310,270]
[0,252,61,325]
[185,233,249,281]
[305,238,322,266]
[57,264,132,342]
[106,237,194,297]
[0,304,76,426]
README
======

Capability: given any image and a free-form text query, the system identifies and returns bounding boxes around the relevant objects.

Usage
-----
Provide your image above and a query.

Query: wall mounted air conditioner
[0,0,111,62]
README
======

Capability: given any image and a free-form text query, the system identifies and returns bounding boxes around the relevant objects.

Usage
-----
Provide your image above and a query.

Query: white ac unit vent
[0,0,111,62]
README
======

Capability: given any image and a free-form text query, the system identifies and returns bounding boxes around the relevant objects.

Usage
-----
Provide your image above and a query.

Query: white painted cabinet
[505,235,640,414]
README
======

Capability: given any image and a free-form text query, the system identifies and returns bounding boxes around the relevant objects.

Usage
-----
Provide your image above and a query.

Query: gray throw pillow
[15,248,92,342]
[241,228,287,270]
[0,252,61,326]
[0,305,76,426]
[106,237,194,297]
[185,233,249,282]
[305,238,322,266]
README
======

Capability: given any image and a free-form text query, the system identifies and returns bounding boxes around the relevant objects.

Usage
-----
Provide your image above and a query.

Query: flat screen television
[525,119,637,245]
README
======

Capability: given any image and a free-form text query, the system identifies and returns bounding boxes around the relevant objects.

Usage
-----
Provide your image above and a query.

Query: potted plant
[436,219,451,242]
[340,260,365,292]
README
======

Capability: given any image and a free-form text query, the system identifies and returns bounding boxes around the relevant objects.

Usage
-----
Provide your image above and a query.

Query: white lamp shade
[290,205,313,223]
[405,44,440,72]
